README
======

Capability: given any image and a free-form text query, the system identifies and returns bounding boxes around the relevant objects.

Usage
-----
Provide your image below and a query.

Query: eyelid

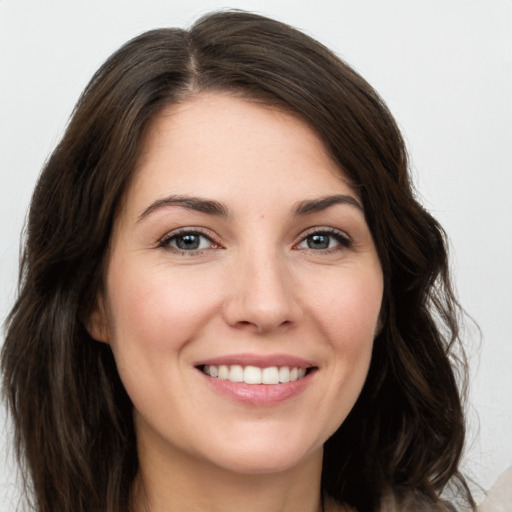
[156,225,352,254]
[157,227,222,251]
[294,226,352,251]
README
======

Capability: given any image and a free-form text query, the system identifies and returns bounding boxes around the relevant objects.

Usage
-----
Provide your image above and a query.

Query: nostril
[233,318,294,332]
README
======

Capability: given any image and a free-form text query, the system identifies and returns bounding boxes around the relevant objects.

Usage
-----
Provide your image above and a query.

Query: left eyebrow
[292,194,363,216]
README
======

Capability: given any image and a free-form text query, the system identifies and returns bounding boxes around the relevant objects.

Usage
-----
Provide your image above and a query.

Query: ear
[86,296,111,343]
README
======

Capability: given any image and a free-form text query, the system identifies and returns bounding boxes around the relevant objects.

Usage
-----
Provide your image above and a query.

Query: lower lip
[199,370,314,406]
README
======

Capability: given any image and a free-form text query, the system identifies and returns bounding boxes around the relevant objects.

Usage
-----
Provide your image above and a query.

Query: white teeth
[202,364,309,385]
[279,366,290,383]
[229,365,244,382]
[218,365,229,380]
[262,366,279,384]
[244,365,262,384]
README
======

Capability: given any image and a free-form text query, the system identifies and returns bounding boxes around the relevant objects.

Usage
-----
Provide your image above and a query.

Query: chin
[204,435,323,476]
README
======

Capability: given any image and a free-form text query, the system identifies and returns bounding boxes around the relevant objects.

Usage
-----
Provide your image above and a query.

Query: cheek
[310,267,383,344]
[103,262,222,416]
[104,260,221,354]
[309,271,381,425]
[308,266,382,400]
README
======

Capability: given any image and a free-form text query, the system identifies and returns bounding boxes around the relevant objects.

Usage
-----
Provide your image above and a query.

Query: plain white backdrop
[1,1,511,510]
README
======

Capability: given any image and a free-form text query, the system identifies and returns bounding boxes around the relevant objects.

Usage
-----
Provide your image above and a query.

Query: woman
[1,10,475,512]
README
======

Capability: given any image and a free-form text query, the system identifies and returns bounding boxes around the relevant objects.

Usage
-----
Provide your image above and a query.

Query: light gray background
[1,1,511,510]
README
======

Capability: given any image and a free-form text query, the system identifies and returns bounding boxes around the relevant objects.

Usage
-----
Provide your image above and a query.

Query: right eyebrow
[137,195,229,222]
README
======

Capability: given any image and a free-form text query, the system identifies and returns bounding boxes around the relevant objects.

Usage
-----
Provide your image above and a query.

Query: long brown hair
[2,10,475,512]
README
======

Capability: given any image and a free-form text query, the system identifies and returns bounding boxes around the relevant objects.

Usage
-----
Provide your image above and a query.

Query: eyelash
[157,227,352,255]
[158,228,220,255]
[294,227,352,253]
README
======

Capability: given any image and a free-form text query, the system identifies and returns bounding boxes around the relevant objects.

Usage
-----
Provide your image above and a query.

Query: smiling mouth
[198,364,316,385]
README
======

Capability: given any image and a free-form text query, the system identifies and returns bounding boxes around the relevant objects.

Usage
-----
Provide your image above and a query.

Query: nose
[223,249,302,334]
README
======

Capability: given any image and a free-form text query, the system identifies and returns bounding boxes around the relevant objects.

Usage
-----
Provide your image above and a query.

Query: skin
[89,93,383,512]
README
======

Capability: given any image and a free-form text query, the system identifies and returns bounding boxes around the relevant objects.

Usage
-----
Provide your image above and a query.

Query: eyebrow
[138,195,228,222]
[292,194,363,216]
[137,193,363,222]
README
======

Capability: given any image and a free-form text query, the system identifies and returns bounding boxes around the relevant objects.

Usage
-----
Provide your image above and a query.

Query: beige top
[324,467,512,511]
[477,467,512,512]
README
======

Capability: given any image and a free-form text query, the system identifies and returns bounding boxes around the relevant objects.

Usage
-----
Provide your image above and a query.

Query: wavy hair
[2,10,475,512]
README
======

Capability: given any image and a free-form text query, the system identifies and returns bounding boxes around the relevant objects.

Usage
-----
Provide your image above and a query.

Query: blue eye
[297,230,351,251]
[159,230,215,252]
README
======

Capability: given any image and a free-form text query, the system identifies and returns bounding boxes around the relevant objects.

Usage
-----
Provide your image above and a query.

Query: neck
[132,430,325,512]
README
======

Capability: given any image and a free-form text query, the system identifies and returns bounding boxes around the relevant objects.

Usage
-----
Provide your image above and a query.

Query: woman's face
[91,93,383,476]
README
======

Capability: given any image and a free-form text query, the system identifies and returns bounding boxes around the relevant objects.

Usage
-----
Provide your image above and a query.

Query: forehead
[125,93,357,214]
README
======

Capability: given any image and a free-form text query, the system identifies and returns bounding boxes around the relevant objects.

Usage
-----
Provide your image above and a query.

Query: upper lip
[194,353,316,369]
